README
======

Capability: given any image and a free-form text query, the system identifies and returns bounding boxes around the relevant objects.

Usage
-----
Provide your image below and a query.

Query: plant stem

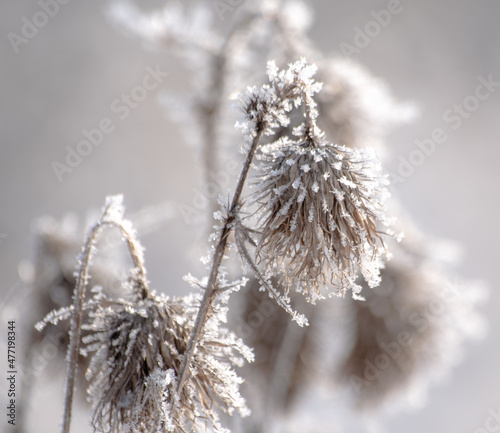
[61,204,149,433]
[200,12,258,224]
[62,218,105,433]
[176,124,265,396]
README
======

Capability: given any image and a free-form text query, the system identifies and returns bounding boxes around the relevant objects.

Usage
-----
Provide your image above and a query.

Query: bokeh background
[1,0,499,432]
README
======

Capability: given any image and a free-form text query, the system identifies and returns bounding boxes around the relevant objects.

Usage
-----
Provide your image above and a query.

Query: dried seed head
[83,292,253,433]
[340,225,486,409]
[253,139,391,301]
[235,59,393,304]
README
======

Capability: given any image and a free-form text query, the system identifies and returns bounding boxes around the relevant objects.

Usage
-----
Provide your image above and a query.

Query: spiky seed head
[83,292,253,433]
[253,139,391,301]
[341,225,486,409]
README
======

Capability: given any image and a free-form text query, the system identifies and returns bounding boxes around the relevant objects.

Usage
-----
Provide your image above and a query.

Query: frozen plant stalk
[40,59,394,433]
[236,59,393,305]
[39,196,252,433]
[177,58,394,407]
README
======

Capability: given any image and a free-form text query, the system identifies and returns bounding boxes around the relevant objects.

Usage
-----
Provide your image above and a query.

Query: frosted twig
[61,196,149,433]
[199,11,260,223]
[175,122,265,401]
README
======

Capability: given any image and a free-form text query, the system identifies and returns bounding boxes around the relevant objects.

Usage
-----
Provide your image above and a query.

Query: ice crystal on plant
[253,141,391,300]
[236,59,322,142]
[82,291,252,433]
[236,59,392,301]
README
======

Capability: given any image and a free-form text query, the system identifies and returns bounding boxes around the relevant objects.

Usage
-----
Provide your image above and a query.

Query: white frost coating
[239,60,394,300]
[79,290,252,433]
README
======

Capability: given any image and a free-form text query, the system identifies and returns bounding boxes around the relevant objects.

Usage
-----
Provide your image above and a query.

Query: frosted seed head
[84,292,252,433]
[253,141,391,300]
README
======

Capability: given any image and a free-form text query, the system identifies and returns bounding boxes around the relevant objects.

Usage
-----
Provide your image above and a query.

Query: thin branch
[199,12,259,222]
[175,124,265,398]
[61,201,149,433]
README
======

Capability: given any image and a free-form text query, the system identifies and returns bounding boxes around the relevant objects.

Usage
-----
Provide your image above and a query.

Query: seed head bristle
[253,140,391,301]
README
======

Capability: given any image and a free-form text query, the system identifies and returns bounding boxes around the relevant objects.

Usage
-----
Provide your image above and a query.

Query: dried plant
[339,220,485,409]
[83,291,251,433]
[38,196,252,433]
[25,2,487,433]
[252,138,391,301]
[229,59,393,324]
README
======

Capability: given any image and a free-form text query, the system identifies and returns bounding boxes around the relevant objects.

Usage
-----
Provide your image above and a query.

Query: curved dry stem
[61,200,150,433]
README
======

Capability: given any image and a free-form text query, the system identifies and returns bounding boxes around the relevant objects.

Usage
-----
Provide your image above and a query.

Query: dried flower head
[83,291,253,433]
[340,224,486,409]
[232,58,393,315]
[253,139,391,301]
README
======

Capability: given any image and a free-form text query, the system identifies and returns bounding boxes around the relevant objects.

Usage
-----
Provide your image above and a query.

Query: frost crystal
[238,60,392,301]
[81,291,252,433]
[254,141,391,300]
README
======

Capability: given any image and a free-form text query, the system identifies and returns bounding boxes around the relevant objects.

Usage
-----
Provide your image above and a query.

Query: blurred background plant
[1,0,498,432]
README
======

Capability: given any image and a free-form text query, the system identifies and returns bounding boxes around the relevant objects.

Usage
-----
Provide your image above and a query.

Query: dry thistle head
[340,223,486,409]
[238,59,392,302]
[254,140,390,301]
[83,291,253,433]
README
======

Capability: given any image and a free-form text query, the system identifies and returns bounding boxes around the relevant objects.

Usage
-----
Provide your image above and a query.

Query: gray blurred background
[1,0,499,432]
